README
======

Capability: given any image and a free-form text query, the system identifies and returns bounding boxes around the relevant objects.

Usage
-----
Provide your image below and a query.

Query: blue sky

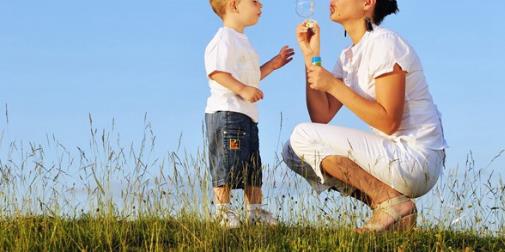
[1,0,504,175]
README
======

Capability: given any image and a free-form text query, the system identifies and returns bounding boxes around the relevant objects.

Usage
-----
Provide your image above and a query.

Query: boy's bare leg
[213,185,240,228]
[244,186,262,204]
[213,186,231,204]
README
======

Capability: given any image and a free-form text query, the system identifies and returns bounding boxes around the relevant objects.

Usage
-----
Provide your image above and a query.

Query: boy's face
[235,0,263,26]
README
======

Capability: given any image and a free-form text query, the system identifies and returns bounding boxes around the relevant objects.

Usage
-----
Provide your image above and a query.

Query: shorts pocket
[223,128,250,162]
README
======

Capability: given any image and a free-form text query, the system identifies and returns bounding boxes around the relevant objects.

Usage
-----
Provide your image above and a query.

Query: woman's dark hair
[373,0,399,25]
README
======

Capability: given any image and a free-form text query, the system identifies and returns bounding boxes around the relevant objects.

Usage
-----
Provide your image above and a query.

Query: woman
[282,0,447,232]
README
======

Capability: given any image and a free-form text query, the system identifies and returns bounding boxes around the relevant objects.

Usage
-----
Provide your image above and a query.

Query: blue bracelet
[311,56,321,66]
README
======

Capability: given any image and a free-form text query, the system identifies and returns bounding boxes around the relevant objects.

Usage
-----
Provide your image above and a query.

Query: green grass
[1,112,504,251]
[1,215,504,251]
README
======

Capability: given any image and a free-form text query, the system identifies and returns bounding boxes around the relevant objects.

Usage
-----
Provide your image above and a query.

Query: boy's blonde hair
[209,0,240,19]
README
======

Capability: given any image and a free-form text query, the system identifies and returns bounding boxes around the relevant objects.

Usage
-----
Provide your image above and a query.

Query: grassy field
[1,215,504,251]
[1,115,504,251]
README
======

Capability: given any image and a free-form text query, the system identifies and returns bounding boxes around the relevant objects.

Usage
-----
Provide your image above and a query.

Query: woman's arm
[296,22,343,123]
[308,64,406,135]
[305,66,343,123]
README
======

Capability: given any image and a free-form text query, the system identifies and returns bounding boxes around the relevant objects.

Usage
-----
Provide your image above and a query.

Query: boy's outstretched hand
[270,46,295,70]
[261,46,294,80]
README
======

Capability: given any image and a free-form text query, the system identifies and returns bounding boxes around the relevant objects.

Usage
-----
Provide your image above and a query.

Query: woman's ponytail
[373,0,399,25]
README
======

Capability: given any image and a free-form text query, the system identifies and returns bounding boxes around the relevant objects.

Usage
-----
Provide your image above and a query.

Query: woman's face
[329,0,367,24]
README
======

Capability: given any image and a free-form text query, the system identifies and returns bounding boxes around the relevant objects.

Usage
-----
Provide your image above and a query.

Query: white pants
[282,123,445,198]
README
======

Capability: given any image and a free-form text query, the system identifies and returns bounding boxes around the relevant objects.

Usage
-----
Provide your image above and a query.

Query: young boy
[205,0,294,228]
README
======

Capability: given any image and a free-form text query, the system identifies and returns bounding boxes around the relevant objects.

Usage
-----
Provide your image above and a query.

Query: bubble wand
[296,0,316,28]
[296,0,321,66]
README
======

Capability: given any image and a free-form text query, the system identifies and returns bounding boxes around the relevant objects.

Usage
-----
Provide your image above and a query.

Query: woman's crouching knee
[289,123,317,152]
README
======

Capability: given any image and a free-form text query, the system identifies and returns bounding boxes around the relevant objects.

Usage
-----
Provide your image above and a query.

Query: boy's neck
[223,18,245,33]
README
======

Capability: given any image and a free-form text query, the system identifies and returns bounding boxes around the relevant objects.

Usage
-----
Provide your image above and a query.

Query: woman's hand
[296,22,320,61]
[307,65,337,93]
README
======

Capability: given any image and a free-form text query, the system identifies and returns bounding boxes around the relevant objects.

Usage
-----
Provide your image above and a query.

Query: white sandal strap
[361,196,416,231]
[375,195,410,211]
[375,195,412,222]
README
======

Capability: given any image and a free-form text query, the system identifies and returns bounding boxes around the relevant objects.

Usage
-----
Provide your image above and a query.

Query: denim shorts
[205,111,262,189]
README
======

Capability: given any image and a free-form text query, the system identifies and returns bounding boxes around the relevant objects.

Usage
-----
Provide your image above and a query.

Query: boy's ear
[228,0,239,13]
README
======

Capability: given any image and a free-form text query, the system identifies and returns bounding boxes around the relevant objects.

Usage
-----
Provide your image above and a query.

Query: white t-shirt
[332,26,448,151]
[204,27,261,122]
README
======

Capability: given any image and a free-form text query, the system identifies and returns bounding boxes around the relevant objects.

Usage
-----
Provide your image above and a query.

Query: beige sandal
[359,195,417,232]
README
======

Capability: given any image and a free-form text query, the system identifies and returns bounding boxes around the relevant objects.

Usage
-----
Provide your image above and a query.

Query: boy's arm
[210,71,264,103]
[260,46,294,80]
